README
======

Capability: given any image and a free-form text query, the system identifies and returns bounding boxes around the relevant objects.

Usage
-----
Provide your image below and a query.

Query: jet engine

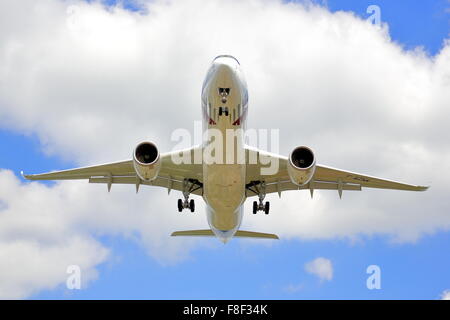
[287,146,316,186]
[133,142,161,181]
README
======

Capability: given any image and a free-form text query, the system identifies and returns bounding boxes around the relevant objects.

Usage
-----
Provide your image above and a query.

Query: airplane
[23,55,429,243]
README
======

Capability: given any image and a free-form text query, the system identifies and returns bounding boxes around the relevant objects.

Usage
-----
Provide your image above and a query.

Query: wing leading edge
[22,147,203,195]
[244,147,428,197]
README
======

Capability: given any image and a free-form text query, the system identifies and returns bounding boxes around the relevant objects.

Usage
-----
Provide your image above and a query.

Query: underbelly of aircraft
[203,163,246,231]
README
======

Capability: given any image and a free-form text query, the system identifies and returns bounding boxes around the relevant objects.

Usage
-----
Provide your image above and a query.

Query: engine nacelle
[287,146,316,186]
[133,142,161,181]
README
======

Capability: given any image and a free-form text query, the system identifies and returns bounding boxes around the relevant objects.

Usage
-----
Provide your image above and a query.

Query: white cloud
[304,257,333,282]
[0,167,211,298]
[283,283,303,293]
[0,170,109,299]
[441,290,450,300]
[0,0,449,298]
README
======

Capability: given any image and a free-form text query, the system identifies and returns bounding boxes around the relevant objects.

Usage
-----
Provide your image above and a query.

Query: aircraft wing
[245,147,428,197]
[22,147,203,195]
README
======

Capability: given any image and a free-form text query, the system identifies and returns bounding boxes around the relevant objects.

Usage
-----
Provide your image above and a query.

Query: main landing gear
[177,198,195,213]
[247,181,270,215]
[177,179,201,213]
[253,200,270,215]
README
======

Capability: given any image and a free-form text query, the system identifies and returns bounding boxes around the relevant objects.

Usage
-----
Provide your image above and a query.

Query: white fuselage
[201,55,249,242]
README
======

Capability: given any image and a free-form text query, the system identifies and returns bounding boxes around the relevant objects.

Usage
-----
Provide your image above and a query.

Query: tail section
[171,229,279,240]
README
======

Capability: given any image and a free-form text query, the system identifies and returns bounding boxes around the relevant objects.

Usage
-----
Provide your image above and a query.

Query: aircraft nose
[214,62,236,78]
[211,61,238,90]
[213,54,240,65]
[213,55,239,75]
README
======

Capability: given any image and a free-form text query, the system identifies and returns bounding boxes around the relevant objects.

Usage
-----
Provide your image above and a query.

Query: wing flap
[89,175,203,196]
[246,180,361,197]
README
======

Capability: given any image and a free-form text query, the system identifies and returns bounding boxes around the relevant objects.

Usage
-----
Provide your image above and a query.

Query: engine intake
[287,146,316,186]
[133,142,161,181]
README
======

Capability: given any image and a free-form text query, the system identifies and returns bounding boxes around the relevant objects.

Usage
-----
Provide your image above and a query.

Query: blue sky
[320,0,449,56]
[0,0,449,299]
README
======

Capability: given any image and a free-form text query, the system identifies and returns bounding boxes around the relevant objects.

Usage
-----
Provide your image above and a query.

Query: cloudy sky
[0,0,449,299]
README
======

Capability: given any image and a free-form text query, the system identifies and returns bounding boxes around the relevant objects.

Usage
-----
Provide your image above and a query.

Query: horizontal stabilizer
[171,229,279,240]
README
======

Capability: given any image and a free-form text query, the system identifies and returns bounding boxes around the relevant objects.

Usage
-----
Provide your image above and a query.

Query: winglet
[21,171,31,180]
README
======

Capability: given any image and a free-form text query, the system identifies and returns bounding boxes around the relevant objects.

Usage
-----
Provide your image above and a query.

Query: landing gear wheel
[178,179,201,213]
[264,201,270,215]
[218,107,223,116]
[253,201,258,214]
